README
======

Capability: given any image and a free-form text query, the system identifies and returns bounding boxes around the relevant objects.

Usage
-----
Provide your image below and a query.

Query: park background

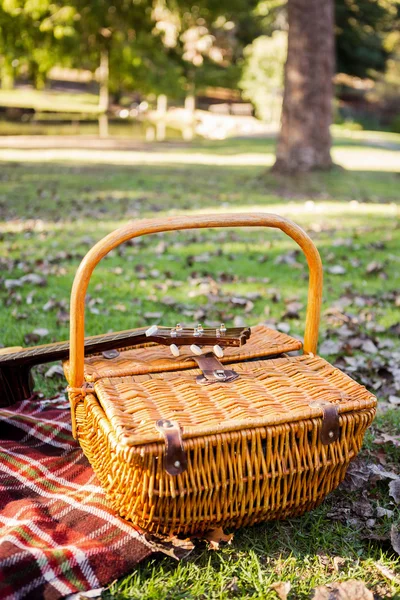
[0,0,400,598]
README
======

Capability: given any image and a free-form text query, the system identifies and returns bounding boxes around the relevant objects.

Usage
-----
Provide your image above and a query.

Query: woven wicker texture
[75,390,375,535]
[64,324,302,383]
[92,354,376,447]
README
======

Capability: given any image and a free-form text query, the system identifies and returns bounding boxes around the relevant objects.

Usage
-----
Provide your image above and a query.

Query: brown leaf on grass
[270,581,291,600]
[319,340,343,355]
[327,265,346,275]
[333,556,346,572]
[365,261,384,275]
[4,279,22,290]
[374,562,400,584]
[391,526,400,555]
[45,364,64,378]
[224,577,239,594]
[20,273,47,286]
[144,532,194,560]
[374,433,400,448]
[361,339,379,354]
[274,250,302,268]
[113,304,127,312]
[341,459,399,492]
[312,579,373,600]
[389,395,400,405]
[56,310,69,324]
[389,480,400,504]
[282,301,303,320]
[24,332,41,345]
[376,507,395,518]
[203,527,233,550]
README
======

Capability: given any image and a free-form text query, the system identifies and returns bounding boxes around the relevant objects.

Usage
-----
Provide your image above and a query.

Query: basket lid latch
[155,419,188,476]
[309,401,340,445]
[193,352,239,385]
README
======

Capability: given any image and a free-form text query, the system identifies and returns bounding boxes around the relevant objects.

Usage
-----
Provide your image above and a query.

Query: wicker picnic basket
[64,213,377,535]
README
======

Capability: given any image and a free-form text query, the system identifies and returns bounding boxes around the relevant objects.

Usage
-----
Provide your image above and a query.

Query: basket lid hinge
[193,352,239,385]
[309,401,340,445]
[155,419,188,476]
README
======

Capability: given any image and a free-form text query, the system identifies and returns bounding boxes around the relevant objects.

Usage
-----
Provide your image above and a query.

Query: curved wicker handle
[69,213,323,387]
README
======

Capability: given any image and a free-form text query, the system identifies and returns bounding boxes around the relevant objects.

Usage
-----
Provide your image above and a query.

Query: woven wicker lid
[64,324,302,383]
[91,353,376,447]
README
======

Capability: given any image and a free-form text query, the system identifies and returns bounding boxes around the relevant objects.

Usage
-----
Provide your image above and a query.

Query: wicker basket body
[70,351,375,535]
[65,214,376,535]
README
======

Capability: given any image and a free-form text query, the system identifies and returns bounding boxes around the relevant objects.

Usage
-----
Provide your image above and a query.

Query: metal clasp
[193,352,239,385]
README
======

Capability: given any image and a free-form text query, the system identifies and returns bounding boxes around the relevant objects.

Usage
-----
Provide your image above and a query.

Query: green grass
[0,88,101,113]
[0,131,399,598]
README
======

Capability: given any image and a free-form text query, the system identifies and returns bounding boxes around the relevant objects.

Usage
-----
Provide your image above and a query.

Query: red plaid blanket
[0,395,153,600]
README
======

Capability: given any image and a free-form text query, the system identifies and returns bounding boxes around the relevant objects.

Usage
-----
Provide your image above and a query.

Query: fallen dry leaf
[374,562,400,585]
[203,527,234,550]
[4,279,22,290]
[389,395,400,405]
[270,581,291,600]
[342,459,399,492]
[333,556,346,572]
[33,328,49,338]
[376,506,394,518]
[361,340,378,354]
[45,364,64,379]
[274,250,302,268]
[312,579,373,600]
[144,532,194,560]
[20,273,47,286]
[224,577,239,594]
[389,480,400,504]
[365,261,384,275]
[391,525,400,556]
[327,265,346,275]
[374,433,400,448]
[319,340,342,355]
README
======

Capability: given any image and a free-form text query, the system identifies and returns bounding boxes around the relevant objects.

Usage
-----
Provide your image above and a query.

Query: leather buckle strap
[309,401,340,445]
[155,419,188,476]
[192,352,239,385]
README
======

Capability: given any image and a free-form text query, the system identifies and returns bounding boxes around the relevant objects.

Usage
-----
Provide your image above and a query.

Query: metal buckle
[193,352,239,385]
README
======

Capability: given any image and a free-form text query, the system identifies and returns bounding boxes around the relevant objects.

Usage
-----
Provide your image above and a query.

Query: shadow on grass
[0,160,399,223]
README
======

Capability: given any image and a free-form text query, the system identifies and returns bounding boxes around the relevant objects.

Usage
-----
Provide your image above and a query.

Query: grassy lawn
[0,88,101,113]
[0,131,399,598]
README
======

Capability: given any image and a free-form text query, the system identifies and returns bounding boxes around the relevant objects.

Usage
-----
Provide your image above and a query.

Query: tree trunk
[273,0,335,173]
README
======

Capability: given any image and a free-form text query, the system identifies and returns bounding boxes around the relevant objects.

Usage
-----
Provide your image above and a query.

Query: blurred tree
[366,28,400,130]
[254,0,398,79]
[151,0,261,99]
[273,0,335,172]
[336,0,397,78]
[0,0,76,89]
[239,32,287,122]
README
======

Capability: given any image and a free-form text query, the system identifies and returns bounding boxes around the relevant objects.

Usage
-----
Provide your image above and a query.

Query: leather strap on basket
[155,419,188,476]
[309,401,340,445]
[192,353,239,384]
